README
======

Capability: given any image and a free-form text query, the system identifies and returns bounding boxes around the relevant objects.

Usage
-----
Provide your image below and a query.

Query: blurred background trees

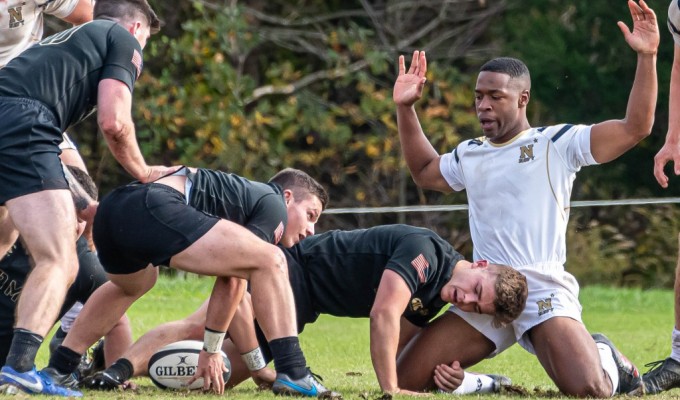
[48,0,680,287]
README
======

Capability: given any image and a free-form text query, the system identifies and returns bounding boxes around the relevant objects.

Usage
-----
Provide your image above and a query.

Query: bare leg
[0,206,18,258]
[7,190,78,337]
[62,266,158,354]
[529,317,611,397]
[170,219,298,340]
[103,314,133,367]
[397,312,494,390]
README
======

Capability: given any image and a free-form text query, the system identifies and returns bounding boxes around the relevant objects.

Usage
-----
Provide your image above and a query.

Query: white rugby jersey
[440,124,597,268]
[0,0,81,67]
[669,0,680,46]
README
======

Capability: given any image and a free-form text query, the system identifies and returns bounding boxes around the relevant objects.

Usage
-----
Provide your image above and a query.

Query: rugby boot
[632,357,680,395]
[80,370,123,390]
[273,368,342,398]
[0,365,82,397]
[41,367,80,389]
[591,333,641,394]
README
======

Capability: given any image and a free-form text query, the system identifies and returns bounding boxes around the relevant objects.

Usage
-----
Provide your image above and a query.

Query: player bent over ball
[46,166,335,396]
[88,224,528,396]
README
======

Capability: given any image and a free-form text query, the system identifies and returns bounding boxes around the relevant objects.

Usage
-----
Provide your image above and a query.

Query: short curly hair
[488,264,528,328]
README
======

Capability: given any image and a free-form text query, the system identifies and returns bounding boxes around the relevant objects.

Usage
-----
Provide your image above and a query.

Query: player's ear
[518,89,530,108]
[283,189,294,205]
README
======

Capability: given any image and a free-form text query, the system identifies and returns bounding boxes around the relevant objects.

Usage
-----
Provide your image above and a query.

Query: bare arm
[97,79,178,182]
[654,44,680,187]
[192,277,246,394]
[226,292,276,387]
[590,0,659,163]
[370,270,425,396]
[394,51,452,192]
[61,0,93,25]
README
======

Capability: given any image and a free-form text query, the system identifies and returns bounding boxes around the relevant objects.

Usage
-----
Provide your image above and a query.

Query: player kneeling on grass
[44,166,334,397]
[87,224,528,396]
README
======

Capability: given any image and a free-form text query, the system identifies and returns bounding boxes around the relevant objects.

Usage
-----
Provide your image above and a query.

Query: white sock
[450,372,497,394]
[670,328,680,362]
[597,342,619,396]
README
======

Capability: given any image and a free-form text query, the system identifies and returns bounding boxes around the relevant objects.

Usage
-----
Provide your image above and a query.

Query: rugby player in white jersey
[393,0,658,397]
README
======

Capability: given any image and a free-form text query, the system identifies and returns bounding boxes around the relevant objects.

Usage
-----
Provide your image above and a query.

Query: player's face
[281,192,322,248]
[441,261,496,315]
[475,71,527,144]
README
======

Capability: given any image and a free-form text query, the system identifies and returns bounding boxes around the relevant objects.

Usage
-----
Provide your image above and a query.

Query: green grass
[32,276,680,399]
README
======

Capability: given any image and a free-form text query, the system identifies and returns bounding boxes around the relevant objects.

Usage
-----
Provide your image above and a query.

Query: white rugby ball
[148,340,231,390]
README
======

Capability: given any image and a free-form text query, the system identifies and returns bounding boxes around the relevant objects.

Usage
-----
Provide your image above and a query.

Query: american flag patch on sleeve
[273,221,284,244]
[131,49,143,78]
[411,253,429,283]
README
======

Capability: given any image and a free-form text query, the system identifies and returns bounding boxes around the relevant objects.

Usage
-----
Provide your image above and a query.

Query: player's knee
[558,376,611,398]
[255,246,288,276]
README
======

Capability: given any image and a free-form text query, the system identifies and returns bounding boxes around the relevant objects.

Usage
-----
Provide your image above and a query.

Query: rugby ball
[148,340,231,390]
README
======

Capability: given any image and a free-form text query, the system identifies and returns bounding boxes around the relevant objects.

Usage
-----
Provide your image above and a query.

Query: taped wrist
[241,347,267,371]
[203,328,226,353]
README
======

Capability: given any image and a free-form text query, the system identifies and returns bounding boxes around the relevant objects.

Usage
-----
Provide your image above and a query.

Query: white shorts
[448,262,582,355]
[58,132,77,150]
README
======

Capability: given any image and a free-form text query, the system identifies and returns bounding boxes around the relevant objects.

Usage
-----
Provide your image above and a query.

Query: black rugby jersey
[288,224,464,327]
[0,20,141,132]
[187,169,288,244]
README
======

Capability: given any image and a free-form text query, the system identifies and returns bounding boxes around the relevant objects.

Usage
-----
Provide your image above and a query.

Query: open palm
[618,0,659,54]
[393,51,428,106]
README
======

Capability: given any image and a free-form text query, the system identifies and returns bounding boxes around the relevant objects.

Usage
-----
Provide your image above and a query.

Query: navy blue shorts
[93,183,219,274]
[0,97,65,205]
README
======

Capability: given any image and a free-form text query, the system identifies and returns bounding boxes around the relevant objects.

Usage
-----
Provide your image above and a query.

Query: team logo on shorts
[536,293,555,316]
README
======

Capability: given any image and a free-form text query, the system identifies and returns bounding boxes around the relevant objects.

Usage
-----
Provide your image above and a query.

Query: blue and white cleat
[272,369,341,398]
[0,365,82,397]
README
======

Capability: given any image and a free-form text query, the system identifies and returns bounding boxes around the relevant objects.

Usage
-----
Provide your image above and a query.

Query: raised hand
[393,50,428,107]
[617,0,659,55]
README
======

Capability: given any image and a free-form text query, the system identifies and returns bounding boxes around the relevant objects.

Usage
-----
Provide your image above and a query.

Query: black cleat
[80,370,123,391]
[631,357,680,395]
[41,367,80,389]
[592,333,641,394]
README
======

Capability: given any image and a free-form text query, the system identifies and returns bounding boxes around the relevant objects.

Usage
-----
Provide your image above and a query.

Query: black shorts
[93,183,219,274]
[0,97,65,205]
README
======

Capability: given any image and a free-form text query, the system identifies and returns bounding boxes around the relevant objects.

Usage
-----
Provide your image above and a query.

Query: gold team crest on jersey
[519,144,535,163]
[409,298,429,316]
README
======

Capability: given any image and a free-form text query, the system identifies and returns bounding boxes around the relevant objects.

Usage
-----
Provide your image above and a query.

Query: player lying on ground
[45,167,336,397]
[86,224,528,395]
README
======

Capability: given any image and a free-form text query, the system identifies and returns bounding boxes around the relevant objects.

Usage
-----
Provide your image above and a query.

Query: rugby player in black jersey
[91,224,527,396]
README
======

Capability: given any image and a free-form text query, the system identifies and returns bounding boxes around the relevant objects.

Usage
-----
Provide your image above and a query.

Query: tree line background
[47,0,680,288]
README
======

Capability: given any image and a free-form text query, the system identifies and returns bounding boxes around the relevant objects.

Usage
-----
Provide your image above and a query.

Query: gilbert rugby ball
[148,340,231,390]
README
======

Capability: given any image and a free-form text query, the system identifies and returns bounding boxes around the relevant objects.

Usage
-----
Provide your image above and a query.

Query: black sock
[105,358,133,382]
[48,345,83,375]
[5,329,43,372]
[268,336,307,379]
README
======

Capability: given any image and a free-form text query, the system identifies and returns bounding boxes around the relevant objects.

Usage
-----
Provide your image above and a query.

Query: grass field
[33,275,680,399]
